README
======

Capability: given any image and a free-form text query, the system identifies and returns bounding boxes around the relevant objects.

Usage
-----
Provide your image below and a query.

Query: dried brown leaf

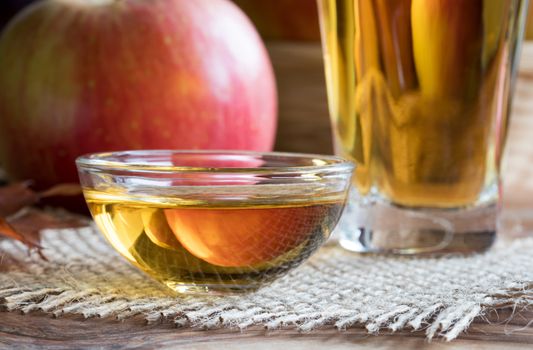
[0,182,39,217]
[11,209,87,233]
[0,216,41,249]
[0,181,86,259]
[39,183,82,199]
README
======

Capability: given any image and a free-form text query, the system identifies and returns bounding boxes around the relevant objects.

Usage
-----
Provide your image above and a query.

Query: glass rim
[75,150,354,175]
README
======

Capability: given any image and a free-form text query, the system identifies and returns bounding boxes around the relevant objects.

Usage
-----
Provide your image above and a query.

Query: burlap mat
[1,225,532,341]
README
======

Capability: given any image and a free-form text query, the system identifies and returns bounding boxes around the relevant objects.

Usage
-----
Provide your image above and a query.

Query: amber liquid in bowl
[85,189,344,293]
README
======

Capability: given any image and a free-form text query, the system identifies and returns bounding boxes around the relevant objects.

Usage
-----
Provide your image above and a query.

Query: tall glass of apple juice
[318,0,529,253]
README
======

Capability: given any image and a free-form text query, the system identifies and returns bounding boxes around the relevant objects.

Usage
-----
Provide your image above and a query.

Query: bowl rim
[75,149,354,175]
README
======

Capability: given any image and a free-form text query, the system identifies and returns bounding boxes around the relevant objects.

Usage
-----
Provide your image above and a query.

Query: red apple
[233,0,320,41]
[0,0,277,189]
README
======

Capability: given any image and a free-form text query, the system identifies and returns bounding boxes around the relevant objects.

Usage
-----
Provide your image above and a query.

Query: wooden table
[1,42,533,349]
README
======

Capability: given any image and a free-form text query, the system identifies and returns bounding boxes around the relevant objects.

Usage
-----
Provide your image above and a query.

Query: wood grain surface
[1,309,533,350]
[1,42,533,349]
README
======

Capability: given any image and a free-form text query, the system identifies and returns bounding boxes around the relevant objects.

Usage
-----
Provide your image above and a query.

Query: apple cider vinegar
[318,0,528,254]
[77,151,353,293]
[318,0,525,207]
[85,189,344,292]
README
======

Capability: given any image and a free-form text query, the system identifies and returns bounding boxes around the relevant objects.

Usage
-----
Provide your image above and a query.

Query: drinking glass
[318,0,529,253]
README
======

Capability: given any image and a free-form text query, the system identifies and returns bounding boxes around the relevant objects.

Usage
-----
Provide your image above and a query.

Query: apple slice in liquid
[141,209,183,250]
[164,206,317,267]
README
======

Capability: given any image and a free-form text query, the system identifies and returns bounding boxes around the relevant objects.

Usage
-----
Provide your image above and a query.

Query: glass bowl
[76,150,354,294]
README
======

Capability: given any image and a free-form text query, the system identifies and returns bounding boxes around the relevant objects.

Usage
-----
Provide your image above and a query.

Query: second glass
[318,0,529,253]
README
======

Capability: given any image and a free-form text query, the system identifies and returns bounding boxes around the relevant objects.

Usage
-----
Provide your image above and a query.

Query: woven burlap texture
[1,224,532,341]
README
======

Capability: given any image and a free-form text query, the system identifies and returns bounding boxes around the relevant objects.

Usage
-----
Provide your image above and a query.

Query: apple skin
[0,0,277,189]
[233,0,320,41]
